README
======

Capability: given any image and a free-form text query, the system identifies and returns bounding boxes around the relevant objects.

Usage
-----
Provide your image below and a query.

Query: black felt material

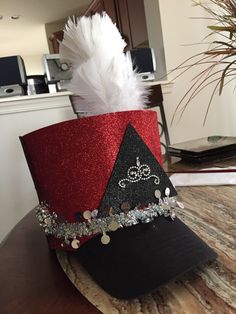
[98,124,176,217]
[76,217,217,299]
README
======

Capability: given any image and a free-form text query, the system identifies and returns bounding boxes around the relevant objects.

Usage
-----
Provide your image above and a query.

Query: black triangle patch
[98,124,177,217]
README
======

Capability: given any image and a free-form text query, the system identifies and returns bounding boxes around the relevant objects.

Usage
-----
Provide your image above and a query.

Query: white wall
[0,94,75,243]
[1,24,49,75]
[23,54,46,75]
[158,0,236,144]
[21,25,49,75]
[144,0,167,80]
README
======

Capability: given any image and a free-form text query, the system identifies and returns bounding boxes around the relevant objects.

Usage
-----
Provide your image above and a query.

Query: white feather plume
[60,13,149,116]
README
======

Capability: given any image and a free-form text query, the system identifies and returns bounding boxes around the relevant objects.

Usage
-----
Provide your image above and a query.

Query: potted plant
[172,0,236,125]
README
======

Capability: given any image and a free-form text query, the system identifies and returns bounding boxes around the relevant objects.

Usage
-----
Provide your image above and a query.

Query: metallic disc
[83,210,92,220]
[71,239,80,249]
[109,220,119,231]
[154,189,161,199]
[101,234,110,245]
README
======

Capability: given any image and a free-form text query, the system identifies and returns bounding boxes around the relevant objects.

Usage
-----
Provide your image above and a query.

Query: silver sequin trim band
[35,195,184,248]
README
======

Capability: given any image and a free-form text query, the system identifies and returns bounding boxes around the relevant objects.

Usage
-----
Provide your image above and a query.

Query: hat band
[35,194,184,250]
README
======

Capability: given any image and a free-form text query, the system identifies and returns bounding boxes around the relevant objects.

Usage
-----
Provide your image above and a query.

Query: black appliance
[27,75,49,95]
[0,56,27,96]
[126,48,156,81]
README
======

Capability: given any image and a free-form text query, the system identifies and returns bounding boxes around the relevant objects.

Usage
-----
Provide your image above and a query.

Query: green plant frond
[202,30,223,41]
[169,53,213,80]
[174,79,219,125]
[205,48,236,55]
[213,30,236,41]
[208,25,236,32]
[171,53,235,86]
[171,51,211,71]
[186,71,226,102]
[223,75,236,93]
[221,71,236,90]
[171,67,221,125]
[171,0,236,124]
[203,80,221,126]
[213,40,234,48]
[173,68,236,125]
[219,59,236,94]
[170,60,215,87]
[175,71,236,125]
[177,75,223,125]
[191,63,222,82]
[189,16,222,20]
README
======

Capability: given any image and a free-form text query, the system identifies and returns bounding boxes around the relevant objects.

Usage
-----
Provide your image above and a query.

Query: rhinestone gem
[44,217,51,225]
[165,187,170,196]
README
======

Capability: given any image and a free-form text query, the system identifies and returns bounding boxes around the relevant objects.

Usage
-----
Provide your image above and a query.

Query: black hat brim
[75,216,217,299]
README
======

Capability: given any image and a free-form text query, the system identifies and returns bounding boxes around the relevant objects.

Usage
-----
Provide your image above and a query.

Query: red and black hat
[20,109,217,299]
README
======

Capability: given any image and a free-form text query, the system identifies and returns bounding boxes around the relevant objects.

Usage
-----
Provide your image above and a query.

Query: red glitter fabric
[21,110,162,249]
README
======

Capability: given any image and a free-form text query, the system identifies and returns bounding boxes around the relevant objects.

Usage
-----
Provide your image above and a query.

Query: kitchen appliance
[126,48,156,81]
[0,55,27,96]
[0,84,24,98]
[27,75,49,95]
[43,54,72,91]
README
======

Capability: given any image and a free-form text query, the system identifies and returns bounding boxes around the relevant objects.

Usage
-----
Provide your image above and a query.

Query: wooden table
[1,157,235,314]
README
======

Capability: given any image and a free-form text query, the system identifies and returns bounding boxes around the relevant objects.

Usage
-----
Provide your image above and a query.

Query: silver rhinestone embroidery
[118,157,160,189]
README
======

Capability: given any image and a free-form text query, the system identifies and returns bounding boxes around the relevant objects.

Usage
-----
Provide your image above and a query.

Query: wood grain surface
[57,185,236,314]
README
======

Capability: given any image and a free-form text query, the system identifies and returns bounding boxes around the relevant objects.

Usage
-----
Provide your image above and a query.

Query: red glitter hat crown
[21,110,164,249]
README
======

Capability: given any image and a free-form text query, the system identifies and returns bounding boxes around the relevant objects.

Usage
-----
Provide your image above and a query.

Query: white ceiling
[0,0,91,56]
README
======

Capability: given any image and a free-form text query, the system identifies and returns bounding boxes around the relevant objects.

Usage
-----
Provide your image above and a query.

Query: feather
[60,13,149,116]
